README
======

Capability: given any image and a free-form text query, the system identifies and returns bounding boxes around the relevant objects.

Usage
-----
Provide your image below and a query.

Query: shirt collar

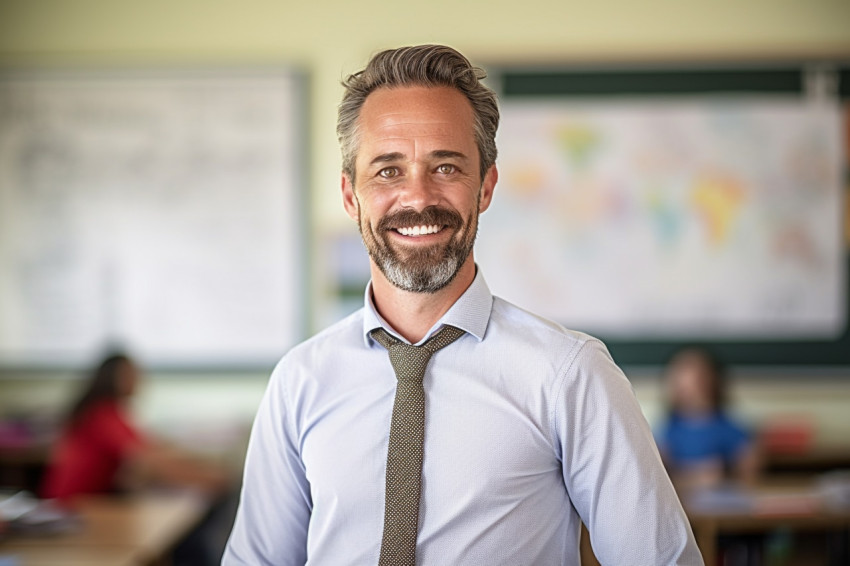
[362,267,493,347]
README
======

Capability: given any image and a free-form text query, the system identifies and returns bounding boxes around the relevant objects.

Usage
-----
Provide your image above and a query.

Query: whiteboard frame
[0,66,310,371]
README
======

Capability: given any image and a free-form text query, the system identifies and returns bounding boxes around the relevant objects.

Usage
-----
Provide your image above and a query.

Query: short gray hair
[337,44,499,182]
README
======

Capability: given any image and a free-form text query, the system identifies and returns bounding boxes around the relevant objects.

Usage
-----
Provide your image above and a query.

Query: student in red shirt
[42,353,228,503]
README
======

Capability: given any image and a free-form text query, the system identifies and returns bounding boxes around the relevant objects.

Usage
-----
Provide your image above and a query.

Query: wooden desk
[0,491,210,566]
[685,482,850,566]
[765,446,850,476]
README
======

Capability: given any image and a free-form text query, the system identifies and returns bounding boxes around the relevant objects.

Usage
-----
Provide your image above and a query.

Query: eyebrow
[430,150,469,161]
[367,150,469,168]
[368,152,405,167]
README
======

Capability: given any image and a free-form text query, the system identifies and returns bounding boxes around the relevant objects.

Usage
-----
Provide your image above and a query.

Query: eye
[378,167,400,179]
[436,164,457,175]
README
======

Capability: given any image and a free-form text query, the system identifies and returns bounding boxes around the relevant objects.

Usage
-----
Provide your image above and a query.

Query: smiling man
[223,45,703,566]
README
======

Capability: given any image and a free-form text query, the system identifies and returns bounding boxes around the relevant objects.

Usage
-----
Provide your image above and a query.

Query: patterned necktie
[370,325,465,566]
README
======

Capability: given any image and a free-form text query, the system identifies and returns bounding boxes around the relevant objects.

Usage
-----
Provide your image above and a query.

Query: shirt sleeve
[555,339,704,566]
[222,359,312,566]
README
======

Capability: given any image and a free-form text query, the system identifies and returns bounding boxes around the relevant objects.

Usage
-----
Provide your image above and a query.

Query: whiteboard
[478,97,846,340]
[0,70,304,367]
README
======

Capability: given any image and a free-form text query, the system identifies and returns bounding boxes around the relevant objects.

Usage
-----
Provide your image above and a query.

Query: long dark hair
[66,353,134,425]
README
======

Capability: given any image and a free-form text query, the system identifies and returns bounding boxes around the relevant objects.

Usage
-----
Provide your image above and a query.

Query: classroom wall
[1,1,849,444]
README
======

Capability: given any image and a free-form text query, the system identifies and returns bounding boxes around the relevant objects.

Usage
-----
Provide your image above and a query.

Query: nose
[398,168,441,211]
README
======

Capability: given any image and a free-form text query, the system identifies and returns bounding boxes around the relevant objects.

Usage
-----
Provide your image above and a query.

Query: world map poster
[477,99,845,339]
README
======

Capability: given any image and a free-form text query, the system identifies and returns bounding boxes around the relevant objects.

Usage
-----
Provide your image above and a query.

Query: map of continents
[477,99,844,338]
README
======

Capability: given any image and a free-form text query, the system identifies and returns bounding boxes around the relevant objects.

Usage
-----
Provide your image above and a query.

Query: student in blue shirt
[658,347,760,489]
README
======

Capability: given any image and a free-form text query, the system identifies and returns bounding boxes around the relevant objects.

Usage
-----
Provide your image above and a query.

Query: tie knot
[370,325,465,384]
[388,346,432,383]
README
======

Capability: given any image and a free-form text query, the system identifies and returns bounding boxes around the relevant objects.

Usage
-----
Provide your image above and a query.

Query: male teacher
[223,44,703,565]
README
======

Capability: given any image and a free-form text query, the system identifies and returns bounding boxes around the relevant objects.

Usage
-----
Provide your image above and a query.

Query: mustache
[377,206,464,233]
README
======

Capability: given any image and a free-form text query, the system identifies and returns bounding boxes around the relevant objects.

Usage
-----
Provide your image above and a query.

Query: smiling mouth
[394,224,445,237]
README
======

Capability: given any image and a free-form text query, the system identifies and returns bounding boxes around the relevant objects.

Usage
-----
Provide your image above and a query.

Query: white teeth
[398,225,441,237]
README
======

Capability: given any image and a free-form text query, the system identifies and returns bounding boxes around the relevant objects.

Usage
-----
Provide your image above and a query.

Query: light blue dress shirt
[223,270,703,565]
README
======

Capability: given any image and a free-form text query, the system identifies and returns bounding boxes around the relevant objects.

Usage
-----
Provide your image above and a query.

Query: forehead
[361,85,473,121]
[356,85,476,155]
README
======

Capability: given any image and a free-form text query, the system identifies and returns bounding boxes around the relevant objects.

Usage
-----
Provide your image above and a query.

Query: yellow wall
[1,1,849,441]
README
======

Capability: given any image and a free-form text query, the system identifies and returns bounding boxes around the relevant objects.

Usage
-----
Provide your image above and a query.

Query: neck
[370,256,476,343]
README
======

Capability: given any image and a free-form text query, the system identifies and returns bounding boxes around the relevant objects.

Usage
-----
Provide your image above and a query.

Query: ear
[341,173,359,221]
[478,165,498,213]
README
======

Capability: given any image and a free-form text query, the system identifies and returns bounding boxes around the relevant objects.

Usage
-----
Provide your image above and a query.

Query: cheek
[361,193,399,223]
[356,202,385,234]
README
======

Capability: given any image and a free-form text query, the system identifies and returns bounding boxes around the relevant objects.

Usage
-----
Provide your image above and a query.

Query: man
[223,44,703,565]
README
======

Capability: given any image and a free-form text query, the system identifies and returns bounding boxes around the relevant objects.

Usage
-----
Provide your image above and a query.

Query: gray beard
[378,246,464,293]
[358,206,478,294]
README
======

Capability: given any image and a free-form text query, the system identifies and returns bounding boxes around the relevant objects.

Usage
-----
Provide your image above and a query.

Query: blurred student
[41,353,229,503]
[657,347,759,489]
